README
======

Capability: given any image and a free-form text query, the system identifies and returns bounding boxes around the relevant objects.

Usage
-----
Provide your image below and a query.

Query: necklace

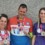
[40,24,45,31]
[17,15,25,31]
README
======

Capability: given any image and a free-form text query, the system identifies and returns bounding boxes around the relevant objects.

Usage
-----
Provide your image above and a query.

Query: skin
[18,7,31,37]
[0,17,10,45]
[18,6,27,19]
[40,10,45,23]
[32,10,45,45]
[39,10,45,37]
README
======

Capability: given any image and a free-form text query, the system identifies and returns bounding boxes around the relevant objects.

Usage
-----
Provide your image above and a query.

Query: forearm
[7,42,10,45]
[0,41,4,45]
[32,35,36,45]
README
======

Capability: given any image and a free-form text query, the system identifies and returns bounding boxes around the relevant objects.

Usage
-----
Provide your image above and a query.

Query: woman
[32,8,45,45]
[0,14,10,45]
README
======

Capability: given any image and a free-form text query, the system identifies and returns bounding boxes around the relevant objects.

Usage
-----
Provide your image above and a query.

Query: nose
[43,13,45,16]
[21,12,24,15]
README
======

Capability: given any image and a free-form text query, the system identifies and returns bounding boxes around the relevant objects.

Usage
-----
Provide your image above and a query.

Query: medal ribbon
[17,15,25,31]
[0,30,9,41]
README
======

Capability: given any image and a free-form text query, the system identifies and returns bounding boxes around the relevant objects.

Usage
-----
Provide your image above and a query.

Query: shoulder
[25,17,32,22]
[33,22,38,28]
[25,17,32,21]
[5,29,10,34]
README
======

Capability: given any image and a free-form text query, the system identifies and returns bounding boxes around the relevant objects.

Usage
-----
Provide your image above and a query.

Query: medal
[19,31,24,35]
[37,28,41,33]
[4,39,8,44]
[41,31,45,36]
[40,24,45,36]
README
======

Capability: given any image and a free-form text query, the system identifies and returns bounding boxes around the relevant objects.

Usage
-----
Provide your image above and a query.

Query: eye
[1,20,3,22]
[44,13,45,15]
[40,13,43,14]
[20,11,22,12]
[23,12,25,13]
[4,21,7,23]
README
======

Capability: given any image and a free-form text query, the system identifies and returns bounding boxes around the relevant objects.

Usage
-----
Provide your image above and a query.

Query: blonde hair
[38,7,45,28]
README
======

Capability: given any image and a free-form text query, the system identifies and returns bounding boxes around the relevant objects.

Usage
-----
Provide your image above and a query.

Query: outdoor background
[0,0,45,45]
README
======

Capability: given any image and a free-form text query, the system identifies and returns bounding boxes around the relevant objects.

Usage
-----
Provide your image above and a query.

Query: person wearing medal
[0,14,10,45]
[7,4,33,45]
[32,8,45,45]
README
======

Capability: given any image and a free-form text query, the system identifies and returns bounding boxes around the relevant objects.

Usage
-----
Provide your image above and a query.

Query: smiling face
[18,6,27,19]
[39,10,45,21]
[0,17,7,30]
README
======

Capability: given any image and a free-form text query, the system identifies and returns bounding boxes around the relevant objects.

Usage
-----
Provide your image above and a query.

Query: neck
[19,18,23,20]
[41,20,45,23]
[0,28,4,31]
[18,15,24,19]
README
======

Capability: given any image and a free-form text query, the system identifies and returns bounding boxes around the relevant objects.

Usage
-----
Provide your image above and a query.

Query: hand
[23,30,28,35]
[7,42,10,45]
[44,34,45,37]
[0,41,4,45]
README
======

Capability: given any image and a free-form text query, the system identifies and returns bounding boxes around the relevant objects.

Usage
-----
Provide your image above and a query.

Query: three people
[0,14,10,45]
[32,8,45,45]
[0,3,44,45]
[7,4,33,45]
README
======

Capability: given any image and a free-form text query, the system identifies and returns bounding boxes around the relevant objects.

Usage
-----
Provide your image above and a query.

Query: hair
[18,4,27,11]
[0,14,8,21]
[38,7,45,28]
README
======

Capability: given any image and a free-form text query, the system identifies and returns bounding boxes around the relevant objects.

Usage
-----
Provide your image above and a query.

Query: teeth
[42,17,45,18]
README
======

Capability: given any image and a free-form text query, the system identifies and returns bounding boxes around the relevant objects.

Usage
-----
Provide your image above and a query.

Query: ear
[18,9,19,13]
[18,9,20,13]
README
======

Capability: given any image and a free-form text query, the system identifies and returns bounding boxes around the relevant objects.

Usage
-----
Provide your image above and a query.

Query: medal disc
[37,28,41,33]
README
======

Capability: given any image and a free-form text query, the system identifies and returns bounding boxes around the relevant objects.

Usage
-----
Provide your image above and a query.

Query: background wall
[0,0,45,45]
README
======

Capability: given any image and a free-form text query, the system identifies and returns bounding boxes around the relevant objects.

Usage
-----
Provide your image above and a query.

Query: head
[0,14,8,30]
[18,4,27,19]
[38,8,45,27]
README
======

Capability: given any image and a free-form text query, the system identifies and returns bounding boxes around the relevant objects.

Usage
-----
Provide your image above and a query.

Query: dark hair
[18,4,27,11]
[0,14,8,21]
[39,7,45,24]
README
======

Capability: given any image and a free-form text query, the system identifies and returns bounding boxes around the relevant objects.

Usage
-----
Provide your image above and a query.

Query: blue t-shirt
[33,22,45,45]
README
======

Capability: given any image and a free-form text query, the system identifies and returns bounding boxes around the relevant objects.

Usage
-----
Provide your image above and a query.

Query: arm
[0,41,4,45]
[32,23,37,45]
[32,35,36,45]
[23,20,33,38]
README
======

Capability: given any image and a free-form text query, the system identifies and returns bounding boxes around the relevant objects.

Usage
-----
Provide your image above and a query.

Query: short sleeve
[29,20,33,33]
[7,19,11,31]
[33,23,37,35]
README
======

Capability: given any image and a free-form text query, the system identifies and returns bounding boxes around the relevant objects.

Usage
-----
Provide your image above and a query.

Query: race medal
[41,31,45,36]
[4,39,8,44]
[17,15,25,35]
[37,28,41,33]
[19,31,24,35]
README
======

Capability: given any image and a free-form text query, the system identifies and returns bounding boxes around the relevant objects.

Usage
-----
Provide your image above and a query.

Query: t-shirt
[33,22,45,45]
[7,16,33,45]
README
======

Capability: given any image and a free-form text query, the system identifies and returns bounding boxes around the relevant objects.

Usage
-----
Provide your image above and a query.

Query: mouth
[20,14,25,18]
[1,24,5,27]
[42,17,45,19]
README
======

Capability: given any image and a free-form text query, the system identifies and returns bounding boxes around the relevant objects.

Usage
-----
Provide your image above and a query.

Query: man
[7,4,33,45]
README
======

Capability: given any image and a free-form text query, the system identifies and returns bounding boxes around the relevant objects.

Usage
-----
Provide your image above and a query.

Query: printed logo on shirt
[27,22,29,25]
